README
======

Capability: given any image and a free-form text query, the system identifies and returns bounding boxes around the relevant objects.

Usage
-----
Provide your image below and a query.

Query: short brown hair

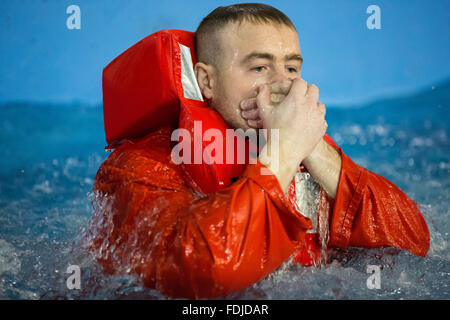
[195,3,296,66]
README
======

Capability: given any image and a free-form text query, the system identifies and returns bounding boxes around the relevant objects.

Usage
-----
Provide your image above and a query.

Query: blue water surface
[0,81,449,299]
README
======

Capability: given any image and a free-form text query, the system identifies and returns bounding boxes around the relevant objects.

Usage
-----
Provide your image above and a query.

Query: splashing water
[0,82,449,299]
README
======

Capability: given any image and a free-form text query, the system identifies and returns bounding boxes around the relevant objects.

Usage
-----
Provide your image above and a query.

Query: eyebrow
[241,52,303,64]
[285,53,303,63]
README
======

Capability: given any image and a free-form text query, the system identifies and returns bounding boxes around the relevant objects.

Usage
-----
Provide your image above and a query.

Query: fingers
[323,120,328,137]
[240,98,257,111]
[239,85,271,128]
[256,84,273,120]
[239,100,263,128]
[317,101,326,116]
[247,119,263,129]
[240,82,324,131]
[306,84,319,102]
[241,108,259,120]
[289,78,308,98]
[240,97,261,125]
[289,78,319,102]
[256,83,271,106]
[318,101,327,135]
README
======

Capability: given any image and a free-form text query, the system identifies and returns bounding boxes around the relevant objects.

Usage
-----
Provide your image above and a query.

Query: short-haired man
[90,3,429,298]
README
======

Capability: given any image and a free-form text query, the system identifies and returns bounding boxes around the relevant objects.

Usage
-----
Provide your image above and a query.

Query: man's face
[208,21,302,130]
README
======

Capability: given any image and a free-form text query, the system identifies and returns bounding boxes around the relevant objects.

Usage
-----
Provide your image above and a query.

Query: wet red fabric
[102,30,199,148]
[91,29,430,298]
[91,126,429,298]
[328,148,429,256]
[91,127,313,298]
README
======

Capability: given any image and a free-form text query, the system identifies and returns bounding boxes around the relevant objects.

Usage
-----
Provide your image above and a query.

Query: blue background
[1,0,449,106]
[0,0,449,300]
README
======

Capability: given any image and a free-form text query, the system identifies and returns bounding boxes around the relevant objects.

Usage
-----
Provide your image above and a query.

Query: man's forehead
[217,21,300,57]
[221,20,297,38]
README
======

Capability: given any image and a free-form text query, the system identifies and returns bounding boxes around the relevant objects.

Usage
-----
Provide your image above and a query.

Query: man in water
[91,3,429,298]
[194,5,337,196]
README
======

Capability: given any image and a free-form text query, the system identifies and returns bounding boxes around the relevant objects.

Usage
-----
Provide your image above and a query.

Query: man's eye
[251,66,266,73]
[287,67,298,73]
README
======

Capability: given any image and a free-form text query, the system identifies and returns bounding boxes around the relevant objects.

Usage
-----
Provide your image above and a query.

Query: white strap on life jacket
[179,43,204,101]
[294,172,320,233]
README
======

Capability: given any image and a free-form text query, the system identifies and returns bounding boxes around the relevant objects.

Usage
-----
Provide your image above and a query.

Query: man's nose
[270,67,297,84]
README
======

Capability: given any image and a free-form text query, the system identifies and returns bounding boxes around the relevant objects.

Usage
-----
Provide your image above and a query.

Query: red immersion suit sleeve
[91,128,312,299]
[327,146,430,257]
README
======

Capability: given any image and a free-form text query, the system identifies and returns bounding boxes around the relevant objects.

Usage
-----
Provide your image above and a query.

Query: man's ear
[194,62,215,100]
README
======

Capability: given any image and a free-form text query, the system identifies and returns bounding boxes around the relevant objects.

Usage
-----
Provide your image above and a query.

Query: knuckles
[318,102,326,114]
[306,84,319,101]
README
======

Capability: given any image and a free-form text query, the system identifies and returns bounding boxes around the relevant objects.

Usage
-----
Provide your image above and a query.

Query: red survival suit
[89,30,430,299]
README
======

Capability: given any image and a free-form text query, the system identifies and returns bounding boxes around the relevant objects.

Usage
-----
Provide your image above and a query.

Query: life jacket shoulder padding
[103,29,202,147]
[102,29,249,195]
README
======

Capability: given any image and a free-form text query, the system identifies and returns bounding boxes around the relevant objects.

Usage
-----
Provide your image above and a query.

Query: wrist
[258,143,303,192]
[303,139,324,168]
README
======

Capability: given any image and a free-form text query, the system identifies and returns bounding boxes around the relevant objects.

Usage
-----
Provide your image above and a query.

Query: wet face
[204,21,302,130]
